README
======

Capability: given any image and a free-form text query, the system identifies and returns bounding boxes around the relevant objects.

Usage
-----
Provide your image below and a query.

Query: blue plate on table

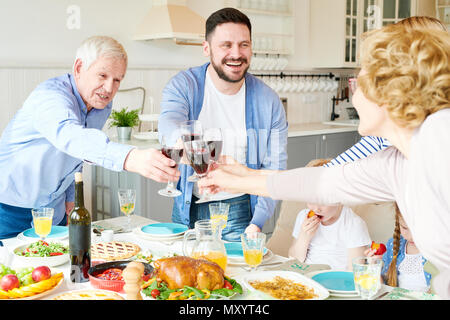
[224,242,268,259]
[22,226,68,240]
[311,271,356,293]
[140,223,188,237]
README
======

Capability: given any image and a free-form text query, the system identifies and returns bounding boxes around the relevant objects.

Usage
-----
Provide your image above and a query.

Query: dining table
[0,215,436,301]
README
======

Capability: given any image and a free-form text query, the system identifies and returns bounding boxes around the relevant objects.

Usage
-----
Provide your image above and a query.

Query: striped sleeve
[325,136,392,167]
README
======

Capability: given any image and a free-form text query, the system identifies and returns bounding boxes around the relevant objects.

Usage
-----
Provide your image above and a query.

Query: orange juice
[120,203,135,216]
[243,249,263,267]
[34,217,52,238]
[192,251,228,272]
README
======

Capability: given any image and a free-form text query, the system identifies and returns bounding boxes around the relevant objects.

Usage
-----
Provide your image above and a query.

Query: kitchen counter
[110,122,359,148]
[288,122,358,138]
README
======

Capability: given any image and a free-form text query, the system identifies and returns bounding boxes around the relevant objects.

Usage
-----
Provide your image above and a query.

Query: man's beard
[210,54,250,83]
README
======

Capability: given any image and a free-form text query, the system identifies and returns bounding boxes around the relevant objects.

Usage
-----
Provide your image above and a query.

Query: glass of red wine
[184,139,211,192]
[158,133,184,197]
[180,120,204,182]
[204,128,223,164]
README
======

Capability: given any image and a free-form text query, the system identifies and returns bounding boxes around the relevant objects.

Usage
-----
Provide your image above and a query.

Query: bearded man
[158,8,288,241]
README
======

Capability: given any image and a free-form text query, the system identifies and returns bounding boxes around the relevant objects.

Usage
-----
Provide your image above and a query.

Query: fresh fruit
[307,210,315,218]
[0,274,20,291]
[31,266,51,282]
[370,241,387,255]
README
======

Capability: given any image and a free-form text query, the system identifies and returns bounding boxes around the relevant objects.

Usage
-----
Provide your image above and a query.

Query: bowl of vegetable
[88,260,154,293]
[13,240,69,267]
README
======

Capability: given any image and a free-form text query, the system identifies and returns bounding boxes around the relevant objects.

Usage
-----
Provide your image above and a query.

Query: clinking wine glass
[118,189,136,232]
[241,232,266,271]
[31,207,54,241]
[180,120,203,182]
[158,133,183,198]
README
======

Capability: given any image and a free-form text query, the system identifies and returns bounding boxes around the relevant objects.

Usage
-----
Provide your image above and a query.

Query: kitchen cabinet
[91,166,174,223]
[436,0,450,30]
[309,0,426,68]
[226,0,295,55]
[90,130,360,236]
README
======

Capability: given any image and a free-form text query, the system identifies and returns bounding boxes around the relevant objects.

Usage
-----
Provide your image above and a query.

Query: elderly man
[0,36,179,239]
[158,8,288,241]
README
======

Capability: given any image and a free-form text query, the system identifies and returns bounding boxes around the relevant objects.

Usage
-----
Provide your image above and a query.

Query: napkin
[381,287,441,300]
[264,259,331,275]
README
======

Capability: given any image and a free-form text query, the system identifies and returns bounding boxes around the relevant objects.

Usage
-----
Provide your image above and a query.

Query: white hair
[73,36,128,72]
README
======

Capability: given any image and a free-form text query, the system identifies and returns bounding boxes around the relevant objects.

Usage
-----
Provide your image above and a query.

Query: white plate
[242,270,329,300]
[132,228,184,243]
[13,242,69,267]
[133,132,159,140]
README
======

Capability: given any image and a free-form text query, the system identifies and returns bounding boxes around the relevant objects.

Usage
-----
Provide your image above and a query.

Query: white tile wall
[0,67,355,134]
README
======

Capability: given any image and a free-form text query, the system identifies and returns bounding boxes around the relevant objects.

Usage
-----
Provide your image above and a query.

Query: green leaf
[109,107,140,128]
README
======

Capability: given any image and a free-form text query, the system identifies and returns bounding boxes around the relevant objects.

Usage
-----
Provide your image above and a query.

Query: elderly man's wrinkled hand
[124,148,181,183]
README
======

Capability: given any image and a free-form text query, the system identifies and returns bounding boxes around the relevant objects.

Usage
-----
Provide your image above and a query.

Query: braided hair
[384,203,402,287]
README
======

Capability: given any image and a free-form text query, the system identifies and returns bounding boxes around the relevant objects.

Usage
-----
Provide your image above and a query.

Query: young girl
[367,204,431,292]
[288,159,372,271]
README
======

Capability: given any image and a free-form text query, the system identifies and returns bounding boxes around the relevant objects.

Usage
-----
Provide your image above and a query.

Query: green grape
[20,274,34,286]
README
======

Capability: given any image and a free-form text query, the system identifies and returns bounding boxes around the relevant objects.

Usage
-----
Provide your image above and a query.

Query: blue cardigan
[158,63,288,229]
[381,236,431,286]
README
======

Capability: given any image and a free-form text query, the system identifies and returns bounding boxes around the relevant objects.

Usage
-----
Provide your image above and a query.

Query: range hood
[133,0,206,46]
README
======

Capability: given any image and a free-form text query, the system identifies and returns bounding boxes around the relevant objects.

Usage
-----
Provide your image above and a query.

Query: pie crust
[52,289,124,300]
[91,241,141,261]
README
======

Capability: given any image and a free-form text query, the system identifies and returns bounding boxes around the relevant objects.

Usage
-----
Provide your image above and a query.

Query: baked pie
[52,289,124,300]
[91,241,141,261]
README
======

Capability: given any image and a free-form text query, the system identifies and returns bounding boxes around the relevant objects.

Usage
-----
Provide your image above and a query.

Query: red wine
[181,133,202,142]
[69,172,91,283]
[186,148,210,175]
[207,140,223,162]
[162,147,184,165]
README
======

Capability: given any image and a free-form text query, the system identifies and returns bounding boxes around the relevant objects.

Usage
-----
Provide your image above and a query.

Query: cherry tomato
[224,280,233,290]
[151,289,160,298]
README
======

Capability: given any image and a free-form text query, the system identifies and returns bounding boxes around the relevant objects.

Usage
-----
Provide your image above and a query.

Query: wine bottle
[69,172,91,283]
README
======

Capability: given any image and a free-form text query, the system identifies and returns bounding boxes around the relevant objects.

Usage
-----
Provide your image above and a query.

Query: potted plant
[109,107,140,140]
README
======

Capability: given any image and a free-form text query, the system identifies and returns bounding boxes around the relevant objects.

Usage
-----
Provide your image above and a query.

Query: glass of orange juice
[209,202,229,235]
[31,208,54,241]
[241,232,266,271]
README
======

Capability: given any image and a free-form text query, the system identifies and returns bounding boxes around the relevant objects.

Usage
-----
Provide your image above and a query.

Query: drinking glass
[209,202,230,234]
[158,133,183,197]
[352,256,383,299]
[31,208,54,241]
[241,232,266,271]
[118,189,136,232]
[204,128,223,164]
[180,120,203,182]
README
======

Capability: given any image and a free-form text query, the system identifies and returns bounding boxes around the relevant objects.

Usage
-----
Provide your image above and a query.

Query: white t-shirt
[292,206,371,270]
[193,71,248,201]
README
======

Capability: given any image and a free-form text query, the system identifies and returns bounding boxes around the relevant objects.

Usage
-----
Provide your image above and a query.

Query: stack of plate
[17,226,68,241]
[309,270,359,297]
[224,242,273,266]
[133,223,188,243]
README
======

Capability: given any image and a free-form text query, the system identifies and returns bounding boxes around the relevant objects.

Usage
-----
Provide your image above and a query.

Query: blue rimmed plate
[140,223,188,237]
[21,226,68,240]
[224,242,268,259]
[311,271,357,294]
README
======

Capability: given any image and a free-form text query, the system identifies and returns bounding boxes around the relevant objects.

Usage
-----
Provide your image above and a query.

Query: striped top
[326,136,392,166]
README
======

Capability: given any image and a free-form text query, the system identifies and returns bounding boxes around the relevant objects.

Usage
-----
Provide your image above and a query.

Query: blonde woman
[199,25,450,298]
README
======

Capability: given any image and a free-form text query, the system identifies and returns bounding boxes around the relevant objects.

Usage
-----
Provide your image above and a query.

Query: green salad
[15,240,68,257]
[142,276,243,300]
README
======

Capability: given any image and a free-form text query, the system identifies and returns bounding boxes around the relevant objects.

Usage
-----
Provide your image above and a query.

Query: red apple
[32,266,51,282]
[371,241,387,255]
[0,274,20,291]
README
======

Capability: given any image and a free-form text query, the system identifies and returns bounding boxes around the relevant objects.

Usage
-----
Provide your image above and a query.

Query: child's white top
[292,206,371,270]
[398,244,429,292]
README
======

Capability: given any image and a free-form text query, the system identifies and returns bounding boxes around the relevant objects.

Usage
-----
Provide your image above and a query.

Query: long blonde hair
[358,23,450,129]
[384,203,402,287]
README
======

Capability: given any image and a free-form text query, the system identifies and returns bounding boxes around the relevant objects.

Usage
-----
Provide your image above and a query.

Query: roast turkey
[153,256,224,291]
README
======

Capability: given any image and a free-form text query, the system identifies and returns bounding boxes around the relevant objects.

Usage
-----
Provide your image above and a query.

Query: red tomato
[151,289,160,298]
[224,280,233,290]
